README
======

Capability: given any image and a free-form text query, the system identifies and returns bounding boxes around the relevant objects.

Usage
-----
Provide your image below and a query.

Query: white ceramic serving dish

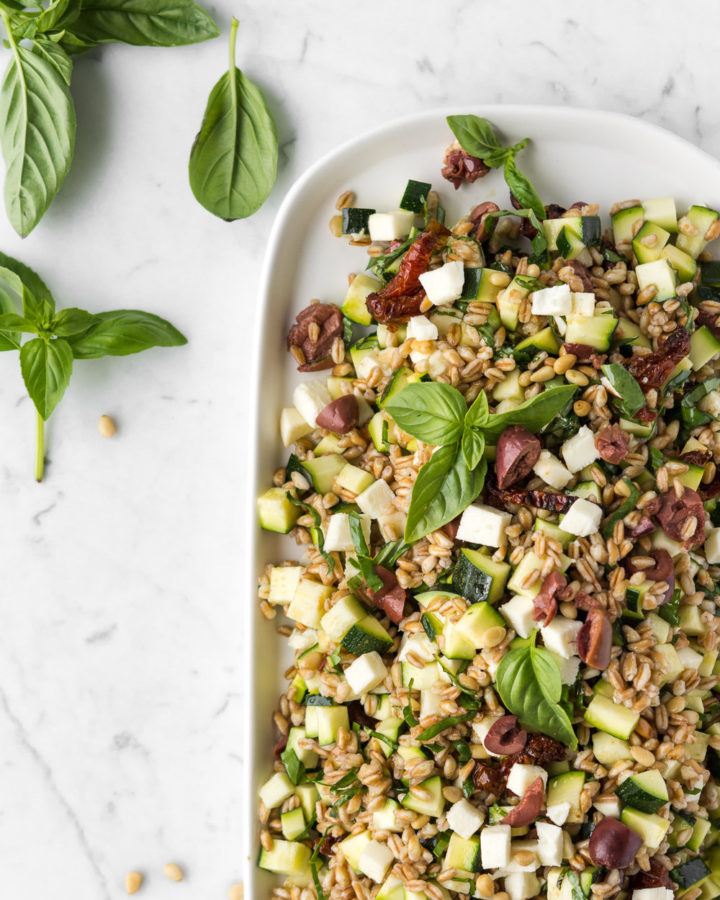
[243,105,720,894]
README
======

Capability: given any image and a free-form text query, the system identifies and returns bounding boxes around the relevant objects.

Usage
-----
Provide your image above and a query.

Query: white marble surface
[1,1,719,896]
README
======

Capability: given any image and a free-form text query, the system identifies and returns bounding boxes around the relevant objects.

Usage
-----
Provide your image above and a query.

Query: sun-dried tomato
[627,516,655,537]
[473,762,505,795]
[487,481,576,513]
[630,860,673,891]
[697,308,720,339]
[441,145,490,190]
[347,700,375,729]
[561,342,606,369]
[316,833,340,856]
[700,472,720,501]
[681,449,712,467]
[366,230,443,324]
[532,570,567,627]
[625,327,691,392]
[635,406,658,423]
[546,204,567,219]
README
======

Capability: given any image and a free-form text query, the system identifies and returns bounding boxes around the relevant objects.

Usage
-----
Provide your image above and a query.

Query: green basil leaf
[189,18,278,221]
[68,0,219,46]
[0,312,37,332]
[461,426,484,471]
[66,309,187,358]
[601,363,645,416]
[20,336,73,419]
[683,377,720,408]
[405,444,486,543]
[496,633,577,749]
[417,712,474,742]
[373,538,410,568]
[0,39,76,237]
[280,747,306,786]
[52,307,98,337]
[503,155,544,221]
[36,0,80,32]
[465,390,489,428]
[31,35,73,86]
[446,114,502,161]
[0,286,20,350]
[483,384,577,442]
[0,252,55,324]
[385,382,466,447]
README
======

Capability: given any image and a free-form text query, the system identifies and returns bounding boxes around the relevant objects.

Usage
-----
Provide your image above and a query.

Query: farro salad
[255,115,720,900]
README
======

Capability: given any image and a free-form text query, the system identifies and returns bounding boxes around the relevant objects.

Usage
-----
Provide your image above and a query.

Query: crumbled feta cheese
[504,872,541,900]
[533,450,573,490]
[531,284,572,316]
[594,796,621,818]
[632,889,674,900]
[541,616,583,659]
[536,822,563,866]
[571,292,596,317]
[355,350,381,382]
[499,595,536,640]
[345,652,387,695]
[561,497,602,537]
[546,802,571,825]
[406,315,439,342]
[368,210,415,242]
[446,799,484,839]
[480,824,511,869]
[280,407,313,446]
[700,390,720,418]
[293,380,332,427]
[358,839,393,883]
[507,764,548,797]
[324,513,371,552]
[706,527,720,564]
[561,424,599,472]
[548,651,581,685]
[428,349,451,378]
[288,628,317,653]
[377,508,407,542]
[456,503,511,547]
[356,480,395,519]
[398,633,435,665]
[419,260,465,306]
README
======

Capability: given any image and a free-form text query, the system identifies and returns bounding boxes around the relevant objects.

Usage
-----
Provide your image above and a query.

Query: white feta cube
[700,390,720,418]
[536,822,563,866]
[500,595,536,640]
[533,450,573,490]
[504,872,541,900]
[398,633,435,665]
[481,824,511,869]
[357,396,374,425]
[324,513,371,552]
[561,497,602,537]
[288,628,318,653]
[594,796,622,818]
[571,292,596,317]
[502,839,539,873]
[456,503,512,547]
[368,210,415,242]
[706,527,720,564]
[428,349,451,378]
[358,839,393,883]
[546,802,571,825]
[632,891,673,900]
[548,651,581,685]
[541,616,583,659]
[355,350,381,382]
[420,687,443,720]
[280,407,313,446]
[356,480,395,519]
[561,425,600,473]
[554,315,567,336]
[345,652,387,695]
[419,260,465,306]
[378,508,407,542]
[407,315,439,342]
[473,716,502,756]
[446,799,484,839]
[293,380,332,427]
[507,764,548,797]
[531,283,572,316]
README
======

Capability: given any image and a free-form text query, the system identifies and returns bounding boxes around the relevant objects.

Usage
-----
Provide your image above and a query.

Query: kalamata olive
[315,395,359,434]
[483,715,528,755]
[595,425,629,464]
[623,548,675,605]
[577,607,613,670]
[500,776,545,827]
[588,818,642,868]
[496,425,541,489]
[656,487,705,546]
[287,303,343,371]
[366,566,406,624]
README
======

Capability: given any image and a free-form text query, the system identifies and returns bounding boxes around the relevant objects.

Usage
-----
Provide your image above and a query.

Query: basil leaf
[503,155,544,220]
[417,712,474,742]
[601,363,645,416]
[20,337,73,419]
[461,426,484,471]
[0,251,55,316]
[0,312,37,333]
[465,390,489,428]
[483,384,577,442]
[496,633,577,749]
[0,37,76,237]
[373,539,410,568]
[67,309,187,358]
[348,513,370,557]
[0,287,20,350]
[52,307,98,337]
[68,0,219,46]
[446,114,503,163]
[31,36,73,86]
[189,18,278,221]
[385,382,467,447]
[280,747,306,786]
[405,444,486,543]
[347,513,383,591]
[36,0,80,33]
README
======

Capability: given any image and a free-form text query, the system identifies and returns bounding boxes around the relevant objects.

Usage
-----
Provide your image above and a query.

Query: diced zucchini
[316,704,350,746]
[444,833,481,873]
[643,197,678,232]
[401,776,445,818]
[377,323,408,348]
[258,839,311,878]
[679,604,706,637]
[557,224,587,261]
[592,731,633,767]
[620,807,669,850]
[336,463,375,495]
[691,326,720,371]
[268,566,304,606]
[377,367,425,409]
[342,274,382,325]
[301,454,347,493]
[508,550,570,598]
[635,258,677,301]
[288,579,333,629]
[533,517,573,549]
[342,207,375,236]
[281,807,307,841]
[584,694,639,739]
[442,622,476,660]
[368,411,391,452]
[662,243,698,282]
[633,220,671,264]
[373,798,402,833]
[314,434,344,455]
[401,661,439,690]
[546,771,585,825]
[688,817,713,852]
[615,316,651,349]
[514,326,560,358]
[452,548,511,605]
[612,205,644,246]
[616,769,668,814]
[320,595,366,641]
[456,602,506,649]
[258,488,300,534]
[342,615,393,656]
[259,771,296,810]
[400,179,432,214]
[570,480,602,504]
[286,726,318,769]
[677,205,719,259]
[686,730,710,763]
[492,368,525,402]
[565,314,618,351]
[376,875,405,900]
[339,830,372,872]
[496,275,537,331]
[295,782,319,822]
[671,857,711,890]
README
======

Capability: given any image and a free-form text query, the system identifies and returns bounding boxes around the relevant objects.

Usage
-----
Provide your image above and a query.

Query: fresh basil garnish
[482,384,577,442]
[385,382,467,447]
[461,425,485,471]
[601,363,645,418]
[417,711,474,742]
[280,747,307,786]
[496,630,577,749]
[504,155,544,220]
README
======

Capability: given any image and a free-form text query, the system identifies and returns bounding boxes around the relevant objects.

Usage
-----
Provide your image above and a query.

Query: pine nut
[329,215,343,237]
[475,874,494,898]
[554,353,577,375]
[335,190,355,210]
[489,272,511,287]
[565,369,589,386]
[164,863,184,882]
[126,872,143,895]
[228,884,244,900]
[530,365,555,383]
[630,746,655,767]
[574,400,591,416]
[98,414,116,438]
[513,849,536,867]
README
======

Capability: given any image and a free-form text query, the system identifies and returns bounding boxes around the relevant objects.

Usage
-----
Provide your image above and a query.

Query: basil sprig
[446,114,544,219]
[496,631,577,749]
[189,17,278,221]
[600,363,645,419]
[0,252,186,480]
[0,0,218,236]
[385,381,577,542]
[682,377,720,430]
